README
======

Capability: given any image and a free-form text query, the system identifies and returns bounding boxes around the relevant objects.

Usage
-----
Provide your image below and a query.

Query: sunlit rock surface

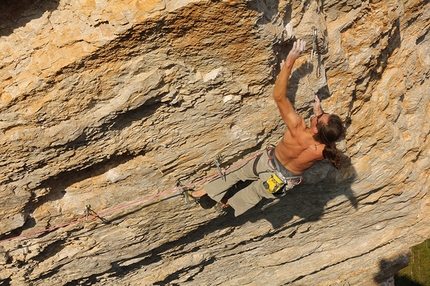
[0,0,429,285]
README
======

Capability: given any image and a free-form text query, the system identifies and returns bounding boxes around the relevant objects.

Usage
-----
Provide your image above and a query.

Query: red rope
[0,152,261,244]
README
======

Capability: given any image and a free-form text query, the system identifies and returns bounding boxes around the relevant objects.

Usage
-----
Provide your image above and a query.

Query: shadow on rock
[67,161,358,285]
[223,156,358,231]
[0,0,60,37]
[374,254,411,285]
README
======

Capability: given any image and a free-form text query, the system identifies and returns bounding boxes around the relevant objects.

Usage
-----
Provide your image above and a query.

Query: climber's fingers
[288,39,306,60]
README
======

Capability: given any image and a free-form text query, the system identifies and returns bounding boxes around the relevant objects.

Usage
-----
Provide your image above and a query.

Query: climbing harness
[264,146,302,196]
[252,153,263,176]
[251,146,302,195]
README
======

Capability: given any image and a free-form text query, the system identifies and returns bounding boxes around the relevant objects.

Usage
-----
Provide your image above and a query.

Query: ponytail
[322,143,343,169]
[314,114,346,169]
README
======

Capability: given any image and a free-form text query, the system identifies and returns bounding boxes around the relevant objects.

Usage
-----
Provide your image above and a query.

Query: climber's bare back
[271,39,328,175]
[274,118,325,175]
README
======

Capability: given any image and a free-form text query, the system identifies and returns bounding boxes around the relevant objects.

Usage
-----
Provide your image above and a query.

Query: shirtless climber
[190,39,346,216]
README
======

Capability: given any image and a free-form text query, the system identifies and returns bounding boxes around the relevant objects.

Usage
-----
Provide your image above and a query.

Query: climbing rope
[0,151,262,244]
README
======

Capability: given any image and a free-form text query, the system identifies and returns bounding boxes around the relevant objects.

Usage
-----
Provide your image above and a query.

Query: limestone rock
[0,0,429,285]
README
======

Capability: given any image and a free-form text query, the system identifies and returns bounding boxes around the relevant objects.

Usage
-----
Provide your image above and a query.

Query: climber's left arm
[273,39,306,136]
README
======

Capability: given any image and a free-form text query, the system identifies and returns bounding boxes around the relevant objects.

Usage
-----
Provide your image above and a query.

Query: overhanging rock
[0,0,429,285]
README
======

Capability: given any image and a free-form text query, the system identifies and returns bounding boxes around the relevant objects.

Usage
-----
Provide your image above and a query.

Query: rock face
[0,0,429,285]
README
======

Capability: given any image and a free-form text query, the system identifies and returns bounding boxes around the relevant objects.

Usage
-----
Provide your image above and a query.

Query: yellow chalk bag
[263,173,285,194]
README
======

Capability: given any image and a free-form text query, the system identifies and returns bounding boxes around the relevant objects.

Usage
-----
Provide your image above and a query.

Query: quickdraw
[311,27,321,78]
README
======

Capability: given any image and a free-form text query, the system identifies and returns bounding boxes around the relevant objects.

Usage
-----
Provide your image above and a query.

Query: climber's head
[313,114,346,145]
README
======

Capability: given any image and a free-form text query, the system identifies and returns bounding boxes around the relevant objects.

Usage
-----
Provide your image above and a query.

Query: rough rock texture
[0,0,429,285]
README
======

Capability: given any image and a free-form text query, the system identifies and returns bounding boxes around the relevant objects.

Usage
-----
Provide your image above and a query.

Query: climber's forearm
[273,61,294,106]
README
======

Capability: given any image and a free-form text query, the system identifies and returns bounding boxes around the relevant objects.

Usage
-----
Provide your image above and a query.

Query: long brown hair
[314,114,346,169]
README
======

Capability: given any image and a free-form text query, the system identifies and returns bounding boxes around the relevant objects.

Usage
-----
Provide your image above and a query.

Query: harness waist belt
[269,148,302,180]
